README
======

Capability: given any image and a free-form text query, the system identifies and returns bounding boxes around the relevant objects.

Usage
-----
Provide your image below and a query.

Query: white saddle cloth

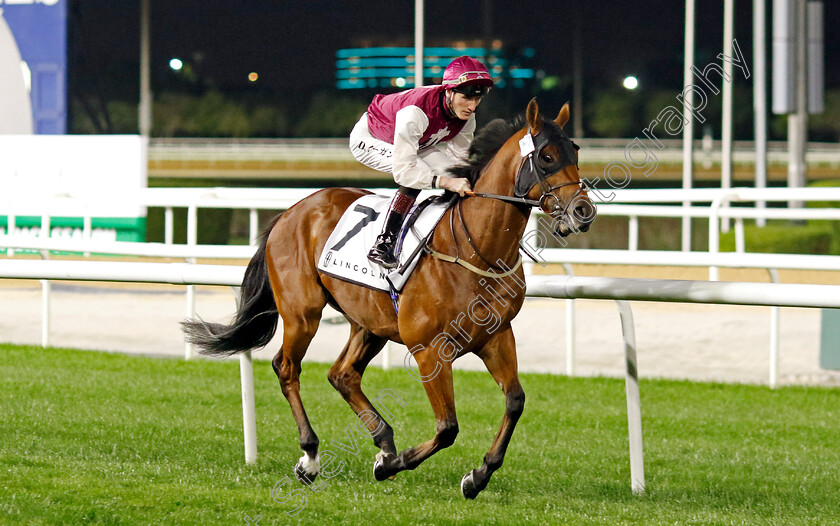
[317,194,449,292]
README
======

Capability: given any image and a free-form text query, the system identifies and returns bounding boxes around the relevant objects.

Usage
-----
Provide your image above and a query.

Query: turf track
[2,344,839,525]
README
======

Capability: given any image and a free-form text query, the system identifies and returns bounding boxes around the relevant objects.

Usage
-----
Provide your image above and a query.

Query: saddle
[317,193,452,293]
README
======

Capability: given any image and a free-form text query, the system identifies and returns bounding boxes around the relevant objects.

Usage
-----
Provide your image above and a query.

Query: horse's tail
[181,220,280,357]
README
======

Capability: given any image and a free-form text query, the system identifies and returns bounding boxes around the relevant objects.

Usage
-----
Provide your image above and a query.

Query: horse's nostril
[574,203,593,223]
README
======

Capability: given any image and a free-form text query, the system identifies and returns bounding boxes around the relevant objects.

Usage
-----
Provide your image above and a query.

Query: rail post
[708,190,738,281]
[562,263,576,376]
[185,203,198,360]
[616,300,645,495]
[233,286,257,464]
[768,269,781,388]
[40,212,51,347]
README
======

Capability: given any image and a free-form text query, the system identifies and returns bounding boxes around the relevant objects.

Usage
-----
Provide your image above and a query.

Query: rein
[465,191,540,208]
[465,180,583,212]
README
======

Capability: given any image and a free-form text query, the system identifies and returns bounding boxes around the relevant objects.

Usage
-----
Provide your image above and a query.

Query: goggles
[451,84,491,99]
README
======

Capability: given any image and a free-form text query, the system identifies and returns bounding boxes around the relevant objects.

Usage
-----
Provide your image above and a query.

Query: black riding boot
[368,190,417,269]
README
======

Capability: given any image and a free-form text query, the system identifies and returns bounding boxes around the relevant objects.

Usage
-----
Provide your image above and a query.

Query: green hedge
[719,220,836,255]
[719,180,840,255]
[145,207,233,245]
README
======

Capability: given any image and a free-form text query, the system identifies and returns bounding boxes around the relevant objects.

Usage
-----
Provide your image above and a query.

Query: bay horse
[183,99,595,499]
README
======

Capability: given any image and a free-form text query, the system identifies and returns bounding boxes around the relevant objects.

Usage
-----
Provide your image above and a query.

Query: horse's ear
[526,97,542,134]
[554,102,571,129]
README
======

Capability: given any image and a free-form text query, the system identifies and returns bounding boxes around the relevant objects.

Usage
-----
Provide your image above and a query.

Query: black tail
[182,221,280,357]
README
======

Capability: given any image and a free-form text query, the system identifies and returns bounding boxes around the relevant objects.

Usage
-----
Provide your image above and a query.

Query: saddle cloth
[317,193,449,292]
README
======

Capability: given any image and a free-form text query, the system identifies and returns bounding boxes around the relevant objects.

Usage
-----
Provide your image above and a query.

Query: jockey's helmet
[442,56,494,99]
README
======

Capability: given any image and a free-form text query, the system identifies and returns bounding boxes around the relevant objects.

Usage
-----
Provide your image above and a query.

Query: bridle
[428,123,588,276]
[468,125,585,218]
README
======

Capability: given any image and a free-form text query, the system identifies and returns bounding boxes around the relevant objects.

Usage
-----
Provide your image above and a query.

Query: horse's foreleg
[327,325,396,460]
[461,326,524,499]
[374,348,458,481]
[272,314,322,484]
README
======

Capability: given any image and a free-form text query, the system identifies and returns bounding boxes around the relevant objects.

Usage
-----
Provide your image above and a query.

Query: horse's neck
[460,149,529,264]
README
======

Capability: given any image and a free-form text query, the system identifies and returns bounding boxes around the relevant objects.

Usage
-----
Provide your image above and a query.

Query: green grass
[2,344,839,525]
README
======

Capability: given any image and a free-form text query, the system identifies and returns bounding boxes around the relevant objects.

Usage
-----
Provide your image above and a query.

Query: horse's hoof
[373,452,397,481]
[294,462,318,485]
[294,453,320,485]
[461,471,479,499]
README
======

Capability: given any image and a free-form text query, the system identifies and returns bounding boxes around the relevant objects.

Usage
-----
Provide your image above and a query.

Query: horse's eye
[541,153,554,164]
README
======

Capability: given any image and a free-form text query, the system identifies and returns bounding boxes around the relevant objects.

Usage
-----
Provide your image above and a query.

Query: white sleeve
[392,105,438,189]
[445,113,476,164]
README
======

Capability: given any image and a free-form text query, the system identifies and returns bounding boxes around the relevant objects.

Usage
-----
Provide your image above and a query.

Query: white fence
[6,185,840,261]
[3,185,839,383]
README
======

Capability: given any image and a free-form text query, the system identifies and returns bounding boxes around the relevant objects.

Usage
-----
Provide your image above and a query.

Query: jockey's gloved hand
[437,176,472,197]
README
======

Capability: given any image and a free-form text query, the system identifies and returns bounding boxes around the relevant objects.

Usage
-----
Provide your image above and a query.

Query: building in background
[336,38,537,92]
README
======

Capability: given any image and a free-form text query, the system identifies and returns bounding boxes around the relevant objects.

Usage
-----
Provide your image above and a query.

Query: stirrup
[368,241,399,269]
[369,192,413,269]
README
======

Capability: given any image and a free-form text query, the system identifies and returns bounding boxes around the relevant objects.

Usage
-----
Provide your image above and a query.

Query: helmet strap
[444,90,458,119]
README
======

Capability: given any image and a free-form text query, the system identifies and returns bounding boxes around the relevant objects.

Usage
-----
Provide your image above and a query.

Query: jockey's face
[448,91,482,121]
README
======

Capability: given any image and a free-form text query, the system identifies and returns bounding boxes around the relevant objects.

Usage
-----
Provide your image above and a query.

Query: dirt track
[2,271,839,387]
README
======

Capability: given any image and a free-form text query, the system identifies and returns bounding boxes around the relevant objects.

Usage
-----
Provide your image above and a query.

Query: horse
[182,98,595,499]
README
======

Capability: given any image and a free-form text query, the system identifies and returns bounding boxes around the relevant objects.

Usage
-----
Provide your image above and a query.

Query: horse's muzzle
[550,197,595,237]
[572,199,595,233]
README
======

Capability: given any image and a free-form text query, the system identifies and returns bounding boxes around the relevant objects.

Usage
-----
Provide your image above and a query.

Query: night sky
[68,0,840,99]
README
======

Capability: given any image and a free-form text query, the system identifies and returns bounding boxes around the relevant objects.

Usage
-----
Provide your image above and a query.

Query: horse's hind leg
[461,326,525,499]
[327,324,396,469]
[271,305,325,484]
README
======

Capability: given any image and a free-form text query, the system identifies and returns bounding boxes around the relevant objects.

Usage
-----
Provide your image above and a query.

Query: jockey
[349,55,494,269]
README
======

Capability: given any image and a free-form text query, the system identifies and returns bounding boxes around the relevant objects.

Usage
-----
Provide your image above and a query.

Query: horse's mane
[447,115,523,185]
[448,114,566,185]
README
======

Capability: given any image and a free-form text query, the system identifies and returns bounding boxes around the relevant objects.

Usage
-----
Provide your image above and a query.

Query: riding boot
[368,191,416,269]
